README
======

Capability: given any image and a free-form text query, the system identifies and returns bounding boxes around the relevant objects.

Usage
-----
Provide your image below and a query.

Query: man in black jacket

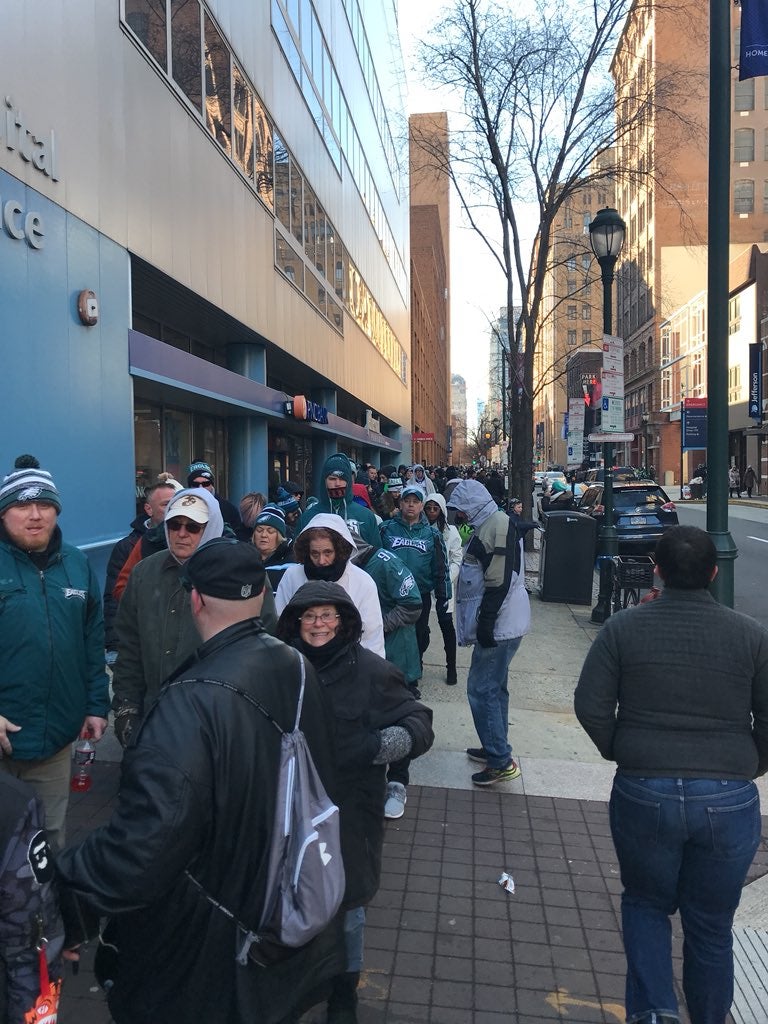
[575,526,768,1024]
[56,540,341,1024]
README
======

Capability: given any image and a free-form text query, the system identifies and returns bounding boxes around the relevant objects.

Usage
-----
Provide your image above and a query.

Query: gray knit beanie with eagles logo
[0,455,62,515]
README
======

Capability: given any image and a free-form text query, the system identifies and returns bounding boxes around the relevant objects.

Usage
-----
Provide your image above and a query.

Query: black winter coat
[56,620,342,1024]
[293,636,433,907]
[103,515,146,649]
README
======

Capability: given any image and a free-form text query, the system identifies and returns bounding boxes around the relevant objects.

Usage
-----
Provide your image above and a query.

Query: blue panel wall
[0,169,134,582]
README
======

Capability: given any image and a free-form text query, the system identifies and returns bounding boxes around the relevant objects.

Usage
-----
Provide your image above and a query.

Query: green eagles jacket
[0,531,109,760]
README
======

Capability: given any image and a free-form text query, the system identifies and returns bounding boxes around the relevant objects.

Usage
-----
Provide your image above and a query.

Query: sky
[397,2,537,429]
[397,4,502,427]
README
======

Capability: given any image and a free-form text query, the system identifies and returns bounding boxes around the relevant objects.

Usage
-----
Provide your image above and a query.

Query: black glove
[114,704,141,748]
[476,616,497,648]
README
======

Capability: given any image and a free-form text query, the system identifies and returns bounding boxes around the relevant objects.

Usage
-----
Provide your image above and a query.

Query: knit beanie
[0,455,62,515]
[253,505,287,537]
[187,461,214,487]
[387,475,403,492]
[275,486,300,515]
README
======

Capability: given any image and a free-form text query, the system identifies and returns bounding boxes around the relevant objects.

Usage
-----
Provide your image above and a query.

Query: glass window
[232,66,254,179]
[254,97,274,209]
[734,179,755,213]
[734,128,755,162]
[303,184,317,263]
[581,254,591,271]
[290,160,304,246]
[273,133,290,229]
[582,330,592,345]
[134,402,163,497]
[314,204,327,278]
[124,0,167,69]
[566,254,576,270]
[171,0,201,110]
[305,270,327,317]
[204,14,231,155]
[327,294,343,334]
[764,180,768,214]
[582,304,591,320]
[164,409,193,483]
[567,305,577,320]
[567,329,577,346]
[735,78,755,112]
[275,230,305,289]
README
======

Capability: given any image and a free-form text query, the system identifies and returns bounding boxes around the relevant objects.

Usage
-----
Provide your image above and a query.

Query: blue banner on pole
[740,0,768,81]
[749,342,763,420]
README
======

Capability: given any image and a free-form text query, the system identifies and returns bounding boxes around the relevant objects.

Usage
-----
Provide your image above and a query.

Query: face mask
[304,556,346,582]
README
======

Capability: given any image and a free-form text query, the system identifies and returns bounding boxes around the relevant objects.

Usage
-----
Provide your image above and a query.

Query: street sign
[749,343,762,421]
[588,432,634,442]
[567,398,585,466]
[682,400,707,450]
[412,431,435,441]
[602,334,624,375]
[600,334,625,433]
[601,396,625,432]
[601,370,624,399]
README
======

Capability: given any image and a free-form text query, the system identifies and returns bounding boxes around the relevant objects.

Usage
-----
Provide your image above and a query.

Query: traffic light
[583,376,598,407]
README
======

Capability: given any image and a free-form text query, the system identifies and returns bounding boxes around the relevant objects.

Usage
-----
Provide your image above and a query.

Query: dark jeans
[609,775,761,1024]
[436,601,456,668]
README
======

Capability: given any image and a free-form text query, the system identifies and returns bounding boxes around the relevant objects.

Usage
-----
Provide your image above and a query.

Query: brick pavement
[57,761,768,1024]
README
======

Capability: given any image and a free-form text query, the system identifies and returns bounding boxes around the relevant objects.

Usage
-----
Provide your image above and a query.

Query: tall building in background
[409,112,451,466]
[613,0,768,480]
[451,373,468,465]
[1,0,410,579]
[533,159,614,469]
[485,306,520,466]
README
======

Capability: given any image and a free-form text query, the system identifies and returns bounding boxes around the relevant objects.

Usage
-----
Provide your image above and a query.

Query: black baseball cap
[181,538,266,599]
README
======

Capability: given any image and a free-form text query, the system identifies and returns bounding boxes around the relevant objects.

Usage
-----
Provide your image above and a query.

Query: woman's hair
[239,492,268,529]
[292,527,353,563]
[424,498,445,532]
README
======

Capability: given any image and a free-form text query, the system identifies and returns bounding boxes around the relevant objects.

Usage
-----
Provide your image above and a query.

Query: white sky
[397,1,534,429]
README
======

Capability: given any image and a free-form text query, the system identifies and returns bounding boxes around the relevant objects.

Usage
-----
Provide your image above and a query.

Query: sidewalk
[58,553,768,1023]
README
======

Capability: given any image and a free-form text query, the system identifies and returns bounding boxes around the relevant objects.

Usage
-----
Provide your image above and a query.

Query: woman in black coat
[276,581,433,1024]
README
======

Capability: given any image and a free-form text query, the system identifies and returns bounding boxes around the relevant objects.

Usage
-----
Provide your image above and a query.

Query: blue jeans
[610,775,761,1024]
[466,637,522,769]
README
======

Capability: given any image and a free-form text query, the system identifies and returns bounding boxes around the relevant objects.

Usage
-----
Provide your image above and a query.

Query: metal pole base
[590,557,614,624]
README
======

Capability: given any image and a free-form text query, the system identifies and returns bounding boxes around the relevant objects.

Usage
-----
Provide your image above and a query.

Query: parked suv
[583,466,638,484]
[576,482,678,554]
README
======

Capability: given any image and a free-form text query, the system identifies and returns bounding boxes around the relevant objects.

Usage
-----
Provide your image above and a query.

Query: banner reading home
[740,0,768,81]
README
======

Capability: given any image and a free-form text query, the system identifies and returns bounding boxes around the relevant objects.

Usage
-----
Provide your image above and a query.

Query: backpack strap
[293,649,306,733]
[166,677,284,736]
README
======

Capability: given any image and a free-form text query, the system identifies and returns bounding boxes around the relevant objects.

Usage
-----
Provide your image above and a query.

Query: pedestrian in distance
[447,479,530,786]
[56,539,342,1024]
[295,454,381,550]
[0,455,110,851]
[728,465,741,499]
[423,493,462,686]
[187,460,243,534]
[251,504,293,593]
[743,464,757,498]
[575,525,768,1024]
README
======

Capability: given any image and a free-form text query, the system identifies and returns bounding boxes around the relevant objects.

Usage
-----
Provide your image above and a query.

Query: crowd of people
[0,450,766,1024]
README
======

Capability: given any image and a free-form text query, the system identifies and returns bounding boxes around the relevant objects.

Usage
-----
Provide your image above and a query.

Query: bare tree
[412,0,702,513]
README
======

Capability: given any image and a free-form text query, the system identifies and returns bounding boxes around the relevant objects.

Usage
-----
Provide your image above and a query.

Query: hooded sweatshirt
[295,453,381,549]
[275,513,385,657]
[411,464,436,496]
[447,479,530,646]
[426,492,463,614]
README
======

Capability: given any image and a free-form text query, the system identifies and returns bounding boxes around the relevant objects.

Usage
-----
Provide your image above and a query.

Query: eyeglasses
[167,519,204,534]
[193,479,214,489]
[299,611,340,624]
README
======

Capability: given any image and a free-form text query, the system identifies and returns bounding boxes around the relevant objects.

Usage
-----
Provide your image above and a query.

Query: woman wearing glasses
[277,581,433,1024]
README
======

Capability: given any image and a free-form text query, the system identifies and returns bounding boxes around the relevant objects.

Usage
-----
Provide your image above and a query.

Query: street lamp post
[589,207,627,624]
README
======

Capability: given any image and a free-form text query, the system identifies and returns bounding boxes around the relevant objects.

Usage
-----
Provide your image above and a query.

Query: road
[676,501,768,626]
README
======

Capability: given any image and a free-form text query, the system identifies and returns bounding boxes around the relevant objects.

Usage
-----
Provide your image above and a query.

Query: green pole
[706,0,737,605]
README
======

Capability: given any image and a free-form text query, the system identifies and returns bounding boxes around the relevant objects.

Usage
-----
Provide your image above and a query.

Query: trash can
[538,511,597,605]
[689,481,703,499]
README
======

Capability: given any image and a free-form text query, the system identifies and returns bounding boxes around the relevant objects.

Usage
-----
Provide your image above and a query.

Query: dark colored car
[576,483,679,554]
[583,466,638,484]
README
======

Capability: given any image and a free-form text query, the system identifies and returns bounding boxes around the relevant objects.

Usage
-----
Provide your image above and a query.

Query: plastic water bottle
[70,738,95,792]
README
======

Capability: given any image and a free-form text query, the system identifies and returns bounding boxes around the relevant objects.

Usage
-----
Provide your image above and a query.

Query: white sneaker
[384,782,407,819]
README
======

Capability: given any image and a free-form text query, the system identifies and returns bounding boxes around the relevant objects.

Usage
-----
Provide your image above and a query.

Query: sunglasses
[167,519,204,534]
[192,479,214,489]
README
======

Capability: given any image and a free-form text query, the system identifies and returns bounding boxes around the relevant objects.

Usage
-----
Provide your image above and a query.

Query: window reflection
[290,166,304,246]
[233,66,254,179]
[125,0,167,70]
[274,134,290,228]
[171,0,202,110]
[254,97,274,209]
[204,14,231,155]
[276,230,305,289]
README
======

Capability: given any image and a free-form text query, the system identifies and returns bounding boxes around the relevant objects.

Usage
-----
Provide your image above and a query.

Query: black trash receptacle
[539,511,597,605]
[689,482,703,499]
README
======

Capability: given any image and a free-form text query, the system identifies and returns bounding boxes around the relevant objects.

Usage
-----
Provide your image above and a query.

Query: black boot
[446,651,457,686]
[326,971,360,1024]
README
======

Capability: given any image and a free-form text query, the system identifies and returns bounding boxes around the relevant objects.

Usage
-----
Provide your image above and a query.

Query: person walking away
[423,494,462,686]
[575,525,768,1024]
[277,582,433,1023]
[0,455,110,851]
[56,540,342,1024]
[743,464,757,498]
[447,479,530,786]
[728,466,741,499]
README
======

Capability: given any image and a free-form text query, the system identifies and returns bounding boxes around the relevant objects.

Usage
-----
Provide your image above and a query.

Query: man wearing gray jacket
[575,526,768,1024]
[447,480,530,786]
